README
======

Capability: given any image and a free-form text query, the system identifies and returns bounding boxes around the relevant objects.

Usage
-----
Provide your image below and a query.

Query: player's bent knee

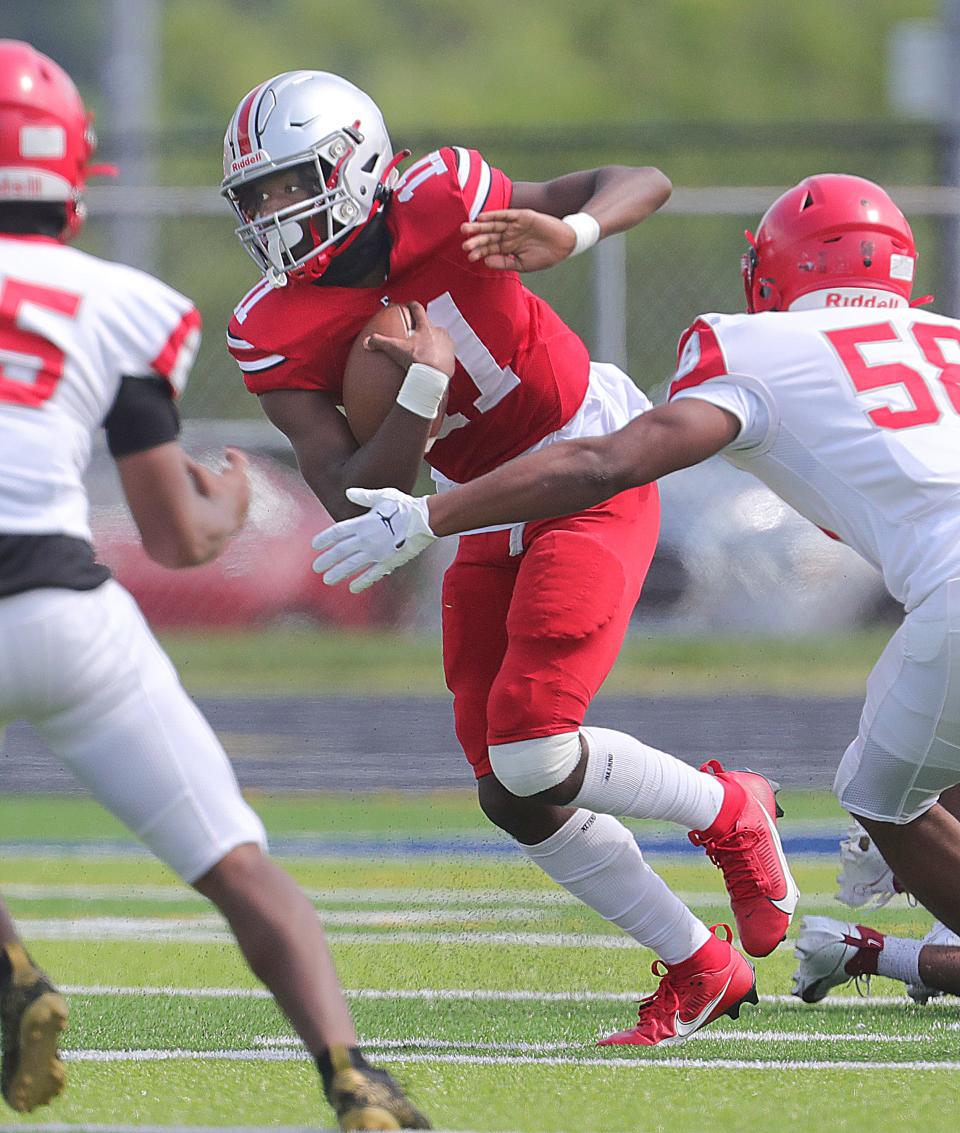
[191,840,267,896]
[171,801,268,886]
[488,732,582,797]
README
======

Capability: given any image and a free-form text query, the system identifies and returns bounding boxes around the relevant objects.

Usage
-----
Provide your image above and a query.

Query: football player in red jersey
[223,71,799,1047]
[0,43,427,1128]
[314,174,960,1014]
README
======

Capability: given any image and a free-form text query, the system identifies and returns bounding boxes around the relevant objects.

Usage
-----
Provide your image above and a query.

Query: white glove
[311,486,437,593]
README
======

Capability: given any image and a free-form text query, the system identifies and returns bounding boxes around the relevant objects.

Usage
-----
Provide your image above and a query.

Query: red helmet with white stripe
[742,174,918,313]
[221,71,403,287]
[0,40,110,239]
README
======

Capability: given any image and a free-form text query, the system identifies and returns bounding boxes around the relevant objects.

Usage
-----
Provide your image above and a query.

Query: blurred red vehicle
[87,446,394,629]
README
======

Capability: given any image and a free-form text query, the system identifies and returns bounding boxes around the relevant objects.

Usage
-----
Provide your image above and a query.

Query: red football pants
[441,484,660,778]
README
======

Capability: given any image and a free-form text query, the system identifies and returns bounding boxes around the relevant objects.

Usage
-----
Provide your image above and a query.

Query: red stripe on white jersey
[150,307,201,396]
[669,318,730,398]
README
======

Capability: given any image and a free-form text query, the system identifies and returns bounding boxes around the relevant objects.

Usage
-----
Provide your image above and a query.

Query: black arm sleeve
[103,375,181,458]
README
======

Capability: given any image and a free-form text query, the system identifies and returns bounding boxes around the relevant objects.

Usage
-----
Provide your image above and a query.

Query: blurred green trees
[8,0,946,418]
[8,0,940,136]
[160,0,937,130]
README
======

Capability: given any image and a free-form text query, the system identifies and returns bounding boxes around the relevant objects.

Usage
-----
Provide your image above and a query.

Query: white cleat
[835,821,905,909]
[792,915,884,1003]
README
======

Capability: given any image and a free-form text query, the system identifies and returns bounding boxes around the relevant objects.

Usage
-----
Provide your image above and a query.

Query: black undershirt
[1,376,180,597]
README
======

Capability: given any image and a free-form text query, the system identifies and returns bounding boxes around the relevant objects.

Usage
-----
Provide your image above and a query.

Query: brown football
[341,303,447,445]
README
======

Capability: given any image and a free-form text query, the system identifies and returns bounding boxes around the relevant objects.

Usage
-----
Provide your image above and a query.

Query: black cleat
[0,943,68,1113]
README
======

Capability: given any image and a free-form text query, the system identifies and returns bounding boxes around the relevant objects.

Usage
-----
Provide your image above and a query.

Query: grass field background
[156,626,889,696]
[1,789,956,1132]
[3,628,945,1131]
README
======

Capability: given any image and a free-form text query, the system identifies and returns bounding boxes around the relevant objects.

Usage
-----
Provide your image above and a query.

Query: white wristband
[562,212,601,257]
[396,362,449,419]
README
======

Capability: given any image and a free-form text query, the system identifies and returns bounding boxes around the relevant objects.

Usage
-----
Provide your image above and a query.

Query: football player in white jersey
[313,171,960,1000]
[0,41,428,1129]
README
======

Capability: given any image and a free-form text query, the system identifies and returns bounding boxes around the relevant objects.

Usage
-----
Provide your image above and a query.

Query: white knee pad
[488,731,582,797]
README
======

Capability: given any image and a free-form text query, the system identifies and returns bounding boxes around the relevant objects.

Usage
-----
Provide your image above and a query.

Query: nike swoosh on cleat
[757,799,801,915]
[673,973,734,1038]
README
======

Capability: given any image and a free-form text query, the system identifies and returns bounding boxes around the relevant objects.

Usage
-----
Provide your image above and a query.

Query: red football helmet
[0,40,113,239]
[742,174,918,313]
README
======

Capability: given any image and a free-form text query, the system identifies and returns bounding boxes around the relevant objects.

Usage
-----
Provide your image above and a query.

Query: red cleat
[688,759,800,957]
[599,925,757,1047]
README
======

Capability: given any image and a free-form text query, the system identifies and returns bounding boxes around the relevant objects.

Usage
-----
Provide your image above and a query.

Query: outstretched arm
[427,397,736,532]
[461,164,672,272]
[312,398,738,591]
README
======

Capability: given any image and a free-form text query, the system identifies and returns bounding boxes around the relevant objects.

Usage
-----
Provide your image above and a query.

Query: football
[341,303,448,445]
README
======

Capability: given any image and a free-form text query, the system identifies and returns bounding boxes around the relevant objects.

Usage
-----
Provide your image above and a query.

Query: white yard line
[14,907,547,926]
[20,918,645,947]
[57,1048,960,1071]
[0,1127,342,1133]
[2,882,846,907]
[58,983,954,1009]
[10,917,812,952]
[0,1127,512,1133]
[254,1030,952,1048]
[0,883,573,904]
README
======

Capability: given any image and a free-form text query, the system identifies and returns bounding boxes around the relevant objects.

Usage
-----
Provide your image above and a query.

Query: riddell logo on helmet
[824,290,902,308]
[230,150,269,174]
[790,287,909,312]
[0,173,44,197]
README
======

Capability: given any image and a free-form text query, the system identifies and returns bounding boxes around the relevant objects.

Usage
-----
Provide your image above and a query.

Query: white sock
[573,726,724,830]
[876,935,922,985]
[521,808,711,965]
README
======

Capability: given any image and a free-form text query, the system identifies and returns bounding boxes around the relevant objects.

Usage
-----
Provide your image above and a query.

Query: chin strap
[378,149,410,192]
[909,294,935,307]
[291,149,411,286]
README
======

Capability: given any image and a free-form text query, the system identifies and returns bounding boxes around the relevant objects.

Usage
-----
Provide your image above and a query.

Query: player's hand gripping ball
[341,303,448,444]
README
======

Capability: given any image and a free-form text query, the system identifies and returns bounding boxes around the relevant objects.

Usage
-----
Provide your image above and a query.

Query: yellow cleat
[325,1045,431,1130]
[0,943,68,1113]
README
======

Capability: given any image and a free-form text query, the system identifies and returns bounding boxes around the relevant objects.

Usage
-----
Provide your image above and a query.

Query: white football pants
[836,577,960,824]
[0,581,266,881]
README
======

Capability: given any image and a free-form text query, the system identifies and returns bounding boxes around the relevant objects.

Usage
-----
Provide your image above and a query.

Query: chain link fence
[81,125,956,633]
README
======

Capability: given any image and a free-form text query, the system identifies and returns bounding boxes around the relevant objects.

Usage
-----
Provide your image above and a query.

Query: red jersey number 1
[0,278,82,408]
